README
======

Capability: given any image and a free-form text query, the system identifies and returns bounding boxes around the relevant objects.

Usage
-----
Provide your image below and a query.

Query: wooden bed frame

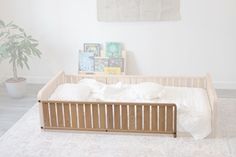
[38,71,218,138]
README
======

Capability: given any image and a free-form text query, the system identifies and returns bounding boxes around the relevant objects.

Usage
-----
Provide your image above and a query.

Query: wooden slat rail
[41,101,177,137]
[66,74,207,89]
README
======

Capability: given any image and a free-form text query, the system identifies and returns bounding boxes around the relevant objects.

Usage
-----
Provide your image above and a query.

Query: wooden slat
[187,78,192,87]
[78,104,85,128]
[162,78,167,86]
[181,77,189,87]
[114,105,120,129]
[130,77,137,84]
[42,103,50,127]
[129,105,135,130]
[152,106,157,131]
[56,103,64,127]
[193,78,198,87]
[167,106,173,132]
[144,106,150,131]
[99,104,106,129]
[155,77,161,84]
[71,104,77,128]
[85,104,92,128]
[137,105,142,130]
[92,104,99,128]
[136,78,144,83]
[159,106,165,131]
[107,105,113,129]
[122,105,128,130]
[49,103,57,127]
[64,103,70,127]
[173,78,179,87]
[199,78,204,88]
[174,106,177,135]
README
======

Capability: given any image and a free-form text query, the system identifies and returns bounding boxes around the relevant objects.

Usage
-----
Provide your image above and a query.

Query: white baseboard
[214,82,236,90]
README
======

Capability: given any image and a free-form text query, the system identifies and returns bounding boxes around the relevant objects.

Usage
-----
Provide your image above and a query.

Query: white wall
[0,0,236,89]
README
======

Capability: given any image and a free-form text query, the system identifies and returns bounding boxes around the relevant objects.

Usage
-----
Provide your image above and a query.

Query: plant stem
[13,60,18,80]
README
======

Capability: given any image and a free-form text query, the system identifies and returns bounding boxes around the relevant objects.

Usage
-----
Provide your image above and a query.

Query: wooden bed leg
[173,133,177,138]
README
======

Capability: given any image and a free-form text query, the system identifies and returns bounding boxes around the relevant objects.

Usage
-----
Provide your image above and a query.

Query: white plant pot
[5,77,26,98]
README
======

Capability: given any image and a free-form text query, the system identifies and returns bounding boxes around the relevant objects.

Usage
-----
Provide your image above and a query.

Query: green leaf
[31,43,39,47]
[19,27,24,32]
[0,32,4,37]
[0,20,5,27]
[10,24,18,29]
[7,21,13,26]
[29,38,38,42]
[22,56,30,70]
[17,59,24,69]
[32,48,42,58]
[24,60,30,69]
[8,58,15,64]
[24,48,31,55]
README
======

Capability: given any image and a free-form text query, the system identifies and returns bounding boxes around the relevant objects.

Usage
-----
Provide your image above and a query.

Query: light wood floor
[0,84,235,137]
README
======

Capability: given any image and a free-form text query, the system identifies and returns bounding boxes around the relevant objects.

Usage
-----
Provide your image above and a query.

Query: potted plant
[0,20,42,98]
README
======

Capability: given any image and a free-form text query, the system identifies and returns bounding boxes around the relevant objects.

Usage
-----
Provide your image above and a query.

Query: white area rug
[0,104,232,157]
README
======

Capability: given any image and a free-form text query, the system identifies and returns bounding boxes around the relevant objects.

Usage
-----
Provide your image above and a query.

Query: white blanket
[157,87,211,140]
[50,80,211,140]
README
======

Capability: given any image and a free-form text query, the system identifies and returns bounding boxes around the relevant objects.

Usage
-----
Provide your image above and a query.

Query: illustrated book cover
[108,58,124,72]
[94,57,109,72]
[79,52,95,72]
[104,67,121,75]
[106,42,122,58]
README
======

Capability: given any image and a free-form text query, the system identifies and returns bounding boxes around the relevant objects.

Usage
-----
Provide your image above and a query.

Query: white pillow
[50,83,91,101]
[131,82,164,99]
[102,82,127,101]
[79,79,106,93]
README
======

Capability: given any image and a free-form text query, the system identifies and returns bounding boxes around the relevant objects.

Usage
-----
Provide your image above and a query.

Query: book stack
[79,42,125,75]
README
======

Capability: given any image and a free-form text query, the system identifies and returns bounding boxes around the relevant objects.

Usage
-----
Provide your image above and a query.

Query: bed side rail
[41,101,177,138]
[37,71,65,101]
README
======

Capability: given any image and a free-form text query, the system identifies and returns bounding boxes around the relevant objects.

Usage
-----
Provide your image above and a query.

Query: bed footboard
[40,101,177,137]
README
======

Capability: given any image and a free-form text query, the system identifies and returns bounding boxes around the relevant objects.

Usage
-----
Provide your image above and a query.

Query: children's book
[95,57,109,72]
[108,58,124,72]
[104,67,121,75]
[106,42,122,58]
[79,52,95,72]
[84,43,100,57]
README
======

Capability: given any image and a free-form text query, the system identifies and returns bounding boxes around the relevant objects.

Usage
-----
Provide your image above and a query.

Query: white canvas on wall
[97,0,181,21]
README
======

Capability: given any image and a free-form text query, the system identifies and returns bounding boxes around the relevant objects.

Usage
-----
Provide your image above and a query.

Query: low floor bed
[37,71,217,139]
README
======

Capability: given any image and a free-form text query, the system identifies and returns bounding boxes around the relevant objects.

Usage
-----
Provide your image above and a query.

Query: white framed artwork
[97,0,181,21]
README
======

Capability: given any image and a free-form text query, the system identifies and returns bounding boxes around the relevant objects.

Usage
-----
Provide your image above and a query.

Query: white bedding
[50,79,211,140]
[157,87,211,140]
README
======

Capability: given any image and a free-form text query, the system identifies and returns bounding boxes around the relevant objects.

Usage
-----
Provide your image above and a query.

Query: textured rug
[0,101,234,157]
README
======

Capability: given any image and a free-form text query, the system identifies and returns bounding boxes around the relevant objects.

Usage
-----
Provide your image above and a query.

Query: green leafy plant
[0,20,41,81]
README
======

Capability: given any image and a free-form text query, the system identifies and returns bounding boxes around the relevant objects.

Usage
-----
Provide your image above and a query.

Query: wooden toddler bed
[38,71,217,138]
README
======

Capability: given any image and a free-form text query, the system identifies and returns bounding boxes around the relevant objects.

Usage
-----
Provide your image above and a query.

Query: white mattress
[50,81,211,140]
